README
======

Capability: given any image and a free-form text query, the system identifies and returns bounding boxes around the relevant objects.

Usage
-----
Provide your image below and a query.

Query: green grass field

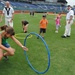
[0,13,75,75]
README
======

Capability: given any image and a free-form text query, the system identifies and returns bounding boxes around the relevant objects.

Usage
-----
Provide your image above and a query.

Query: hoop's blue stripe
[24,32,50,74]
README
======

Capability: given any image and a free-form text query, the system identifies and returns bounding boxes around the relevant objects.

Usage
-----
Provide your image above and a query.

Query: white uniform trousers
[5,17,13,27]
[64,20,73,36]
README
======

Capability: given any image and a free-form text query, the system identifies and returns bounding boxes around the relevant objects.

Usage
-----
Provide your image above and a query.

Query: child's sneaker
[55,31,58,33]
[4,56,9,60]
[37,36,39,39]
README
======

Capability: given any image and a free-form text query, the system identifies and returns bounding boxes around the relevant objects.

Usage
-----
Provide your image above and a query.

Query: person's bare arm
[11,36,28,51]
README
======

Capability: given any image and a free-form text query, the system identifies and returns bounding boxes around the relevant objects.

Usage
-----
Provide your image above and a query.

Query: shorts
[40,28,46,33]
[2,43,10,48]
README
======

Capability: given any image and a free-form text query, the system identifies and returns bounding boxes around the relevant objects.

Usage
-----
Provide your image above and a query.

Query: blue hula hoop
[24,32,50,74]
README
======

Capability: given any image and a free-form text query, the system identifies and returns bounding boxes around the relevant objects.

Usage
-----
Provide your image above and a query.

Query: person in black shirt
[22,20,29,33]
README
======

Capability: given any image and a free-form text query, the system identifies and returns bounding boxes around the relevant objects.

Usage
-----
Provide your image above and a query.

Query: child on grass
[0,25,28,60]
[55,13,61,33]
[55,16,60,33]
[37,14,48,39]
[22,20,29,33]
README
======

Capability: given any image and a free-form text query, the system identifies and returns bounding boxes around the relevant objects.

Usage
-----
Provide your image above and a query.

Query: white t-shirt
[66,9,74,20]
[3,6,14,18]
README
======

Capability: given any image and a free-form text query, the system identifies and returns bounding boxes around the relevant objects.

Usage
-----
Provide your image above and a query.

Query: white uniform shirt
[3,6,14,18]
[66,9,74,20]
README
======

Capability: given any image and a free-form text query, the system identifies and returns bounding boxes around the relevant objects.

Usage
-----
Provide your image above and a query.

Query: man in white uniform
[1,1,14,27]
[61,5,74,38]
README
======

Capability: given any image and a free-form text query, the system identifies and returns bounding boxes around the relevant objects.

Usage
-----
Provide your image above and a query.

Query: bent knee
[9,52,15,56]
[8,48,15,56]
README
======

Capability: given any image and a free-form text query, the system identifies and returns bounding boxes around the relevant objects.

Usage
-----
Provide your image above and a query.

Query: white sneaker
[55,31,58,33]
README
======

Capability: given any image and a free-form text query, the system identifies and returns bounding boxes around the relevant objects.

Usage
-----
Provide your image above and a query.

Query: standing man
[1,1,14,27]
[61,5,74,38]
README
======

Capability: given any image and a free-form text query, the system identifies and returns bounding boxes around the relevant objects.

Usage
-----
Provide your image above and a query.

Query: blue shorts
[2,43,10,48]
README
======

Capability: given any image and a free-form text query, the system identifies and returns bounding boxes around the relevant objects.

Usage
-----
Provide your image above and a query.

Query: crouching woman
[0,25,28,60]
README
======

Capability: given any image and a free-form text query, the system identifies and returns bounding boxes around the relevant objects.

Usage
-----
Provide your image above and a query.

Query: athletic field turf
[0,13,75,75]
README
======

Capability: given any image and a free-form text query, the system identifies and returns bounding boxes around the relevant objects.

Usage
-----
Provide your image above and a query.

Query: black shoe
[61,36,66,38]
[24,31,27,33]
[37,36,39,39]
[67,35,70,37]
[4,56,9,60]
